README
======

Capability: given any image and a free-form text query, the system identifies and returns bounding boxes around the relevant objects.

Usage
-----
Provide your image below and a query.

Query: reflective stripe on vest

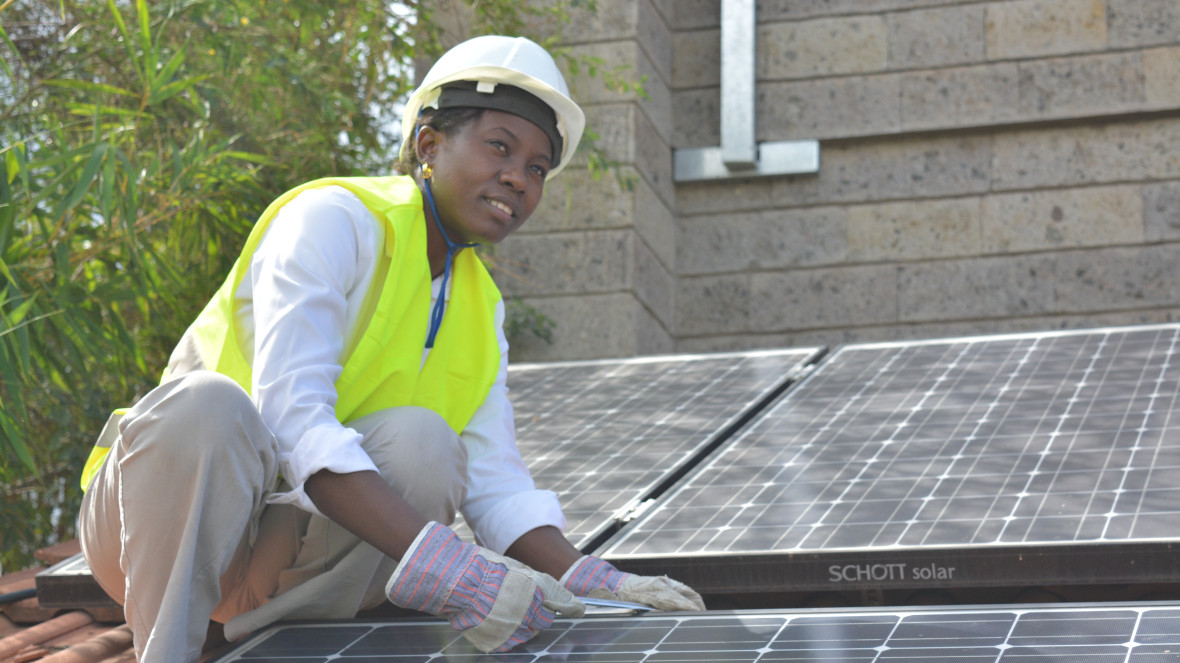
[81,175,501,491]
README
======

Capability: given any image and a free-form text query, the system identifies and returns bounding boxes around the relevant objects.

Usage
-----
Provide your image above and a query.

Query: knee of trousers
[349,406,468,524]
[119,370,278,483]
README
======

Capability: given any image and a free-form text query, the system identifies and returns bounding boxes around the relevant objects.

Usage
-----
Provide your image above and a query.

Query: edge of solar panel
[213,600,1180,662]
[508,347,823,372]
[34,553,118,609]
[455,347,825,553]
[812,322,1180,353]
[597,323,1180,596]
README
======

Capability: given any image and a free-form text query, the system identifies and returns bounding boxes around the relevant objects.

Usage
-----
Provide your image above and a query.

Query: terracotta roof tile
[0,542,241,663]
[0,616,19,640]
[0,612,96,660]
[32,543,82,569]
[0,570,56,626]
[0,613,130,663]
[34,625,132,663]
[0,544,132,663]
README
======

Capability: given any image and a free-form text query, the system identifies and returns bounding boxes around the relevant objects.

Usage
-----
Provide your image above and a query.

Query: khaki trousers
[78,370,468,663]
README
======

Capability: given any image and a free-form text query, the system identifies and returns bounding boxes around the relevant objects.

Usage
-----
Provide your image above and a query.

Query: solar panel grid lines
[450,348,822,550]
[1103,331,1180,542]
[213,602,1180,662]
[600,324,1180,593]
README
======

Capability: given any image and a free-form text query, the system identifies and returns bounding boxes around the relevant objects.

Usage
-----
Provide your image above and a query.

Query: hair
[394,107,486,176]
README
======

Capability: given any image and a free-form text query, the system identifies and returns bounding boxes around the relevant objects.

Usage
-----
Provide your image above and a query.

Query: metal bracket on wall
[673,0,820,182]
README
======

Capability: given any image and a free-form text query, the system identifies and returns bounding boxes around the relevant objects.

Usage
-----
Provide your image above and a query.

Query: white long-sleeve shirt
[230,185,563,553]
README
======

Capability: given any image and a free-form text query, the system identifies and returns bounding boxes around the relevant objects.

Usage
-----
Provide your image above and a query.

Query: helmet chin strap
[422,175,478,349]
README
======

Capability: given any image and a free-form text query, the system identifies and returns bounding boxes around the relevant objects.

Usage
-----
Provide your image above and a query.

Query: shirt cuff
[471,489,565,554]
[266,422,379,517]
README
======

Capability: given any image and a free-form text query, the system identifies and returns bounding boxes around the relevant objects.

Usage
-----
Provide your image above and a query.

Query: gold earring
[421,162,433,180]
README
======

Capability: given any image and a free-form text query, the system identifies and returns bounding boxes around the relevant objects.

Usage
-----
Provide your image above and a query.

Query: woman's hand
[386,522,584,652]
[560,555,705,612]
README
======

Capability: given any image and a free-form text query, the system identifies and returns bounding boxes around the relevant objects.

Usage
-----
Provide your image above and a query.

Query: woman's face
[418,109,553,245]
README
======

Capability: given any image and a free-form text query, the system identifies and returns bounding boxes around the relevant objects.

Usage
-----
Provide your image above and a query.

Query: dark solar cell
[235,624,369,659]
[342,623,463,656]
[216,604,1180,662]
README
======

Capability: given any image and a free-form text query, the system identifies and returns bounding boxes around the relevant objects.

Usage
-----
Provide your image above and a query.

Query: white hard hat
[400,35,585,179]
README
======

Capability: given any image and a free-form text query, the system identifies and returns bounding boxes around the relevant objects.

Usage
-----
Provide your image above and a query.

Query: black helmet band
[437,81,562,166]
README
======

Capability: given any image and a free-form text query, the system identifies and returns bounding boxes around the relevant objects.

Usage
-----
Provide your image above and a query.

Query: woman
[77,35,703,662]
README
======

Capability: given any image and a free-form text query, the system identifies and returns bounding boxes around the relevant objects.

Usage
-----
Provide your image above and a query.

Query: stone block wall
[494,0,1180,359]
[492,0,682,360]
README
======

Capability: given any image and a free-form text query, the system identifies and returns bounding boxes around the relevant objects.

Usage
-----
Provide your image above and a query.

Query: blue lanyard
[422,177,477,349]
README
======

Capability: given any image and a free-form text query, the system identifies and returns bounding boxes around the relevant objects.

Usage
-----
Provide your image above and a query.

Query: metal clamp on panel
[611,497,657,524]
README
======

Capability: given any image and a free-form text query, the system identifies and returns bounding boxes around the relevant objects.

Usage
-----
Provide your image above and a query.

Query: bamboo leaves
[0,0,268,569]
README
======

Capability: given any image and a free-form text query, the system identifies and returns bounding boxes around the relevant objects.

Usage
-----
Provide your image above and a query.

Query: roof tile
[34,625,133,663]
[0,612,95,660]
[1,543,134,663]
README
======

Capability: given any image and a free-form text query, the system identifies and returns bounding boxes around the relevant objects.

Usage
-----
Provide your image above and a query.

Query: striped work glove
[386,522,584,653]
[560,555,706,612]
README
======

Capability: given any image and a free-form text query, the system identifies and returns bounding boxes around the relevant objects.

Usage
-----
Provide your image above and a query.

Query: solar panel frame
[453,348,823,551]
[599,324,1180,595]
[213,601,1180,662]
[34,553,119,610]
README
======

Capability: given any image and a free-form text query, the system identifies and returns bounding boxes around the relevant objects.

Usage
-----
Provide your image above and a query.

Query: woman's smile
[485,196,515,220]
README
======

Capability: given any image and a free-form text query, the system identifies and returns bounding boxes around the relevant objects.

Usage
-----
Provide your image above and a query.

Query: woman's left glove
[386,522,584,652]
[560,555,705,611]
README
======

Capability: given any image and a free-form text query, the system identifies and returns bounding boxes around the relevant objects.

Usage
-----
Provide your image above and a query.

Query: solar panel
[214,601,1180,661]
[600,324,1180,596]
[34,553,120,613]
[454,348,822,550]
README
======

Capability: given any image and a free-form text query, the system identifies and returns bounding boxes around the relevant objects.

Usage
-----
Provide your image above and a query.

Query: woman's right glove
[560,555,705,611]
[386,522,585,653]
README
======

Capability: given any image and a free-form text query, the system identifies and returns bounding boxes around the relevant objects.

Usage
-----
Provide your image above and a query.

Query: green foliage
[0,0,638,571]
[504,297,555,345]
[1,0,273,571]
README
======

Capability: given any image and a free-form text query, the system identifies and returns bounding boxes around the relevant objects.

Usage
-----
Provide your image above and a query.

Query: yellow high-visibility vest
[81,176,501,491]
